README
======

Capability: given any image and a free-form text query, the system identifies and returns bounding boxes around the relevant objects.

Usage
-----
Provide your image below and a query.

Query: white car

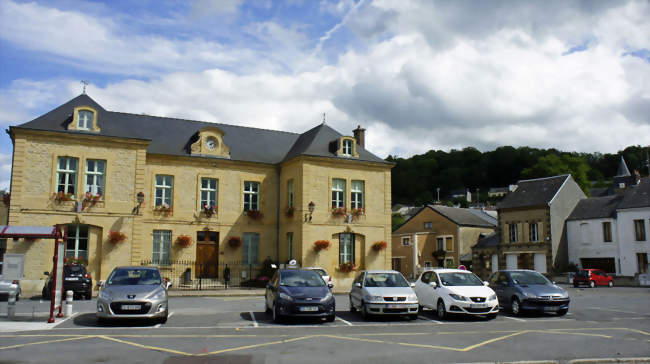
[414,268,499,320]
[349,270,419,320]
[304,267,332,287]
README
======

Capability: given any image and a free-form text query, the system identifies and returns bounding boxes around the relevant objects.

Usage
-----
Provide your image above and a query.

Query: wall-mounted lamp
[132,192,145,215]
[305,201,315,222]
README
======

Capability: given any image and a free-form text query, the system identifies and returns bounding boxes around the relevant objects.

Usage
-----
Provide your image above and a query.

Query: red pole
[48,226,61,323]
[56,226,66,318]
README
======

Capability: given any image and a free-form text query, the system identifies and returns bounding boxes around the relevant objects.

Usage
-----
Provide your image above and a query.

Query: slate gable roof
[567,195,623,221]
[497,175,570,209]
[473,232,499,249]
[12,94,390,166]
[428,205,496,228]
[618,177,650,209]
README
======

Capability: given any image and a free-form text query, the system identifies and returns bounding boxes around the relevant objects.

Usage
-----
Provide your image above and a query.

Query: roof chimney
[353,125,365,149]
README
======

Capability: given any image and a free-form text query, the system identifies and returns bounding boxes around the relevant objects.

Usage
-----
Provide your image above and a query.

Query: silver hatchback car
[97,266,170,324]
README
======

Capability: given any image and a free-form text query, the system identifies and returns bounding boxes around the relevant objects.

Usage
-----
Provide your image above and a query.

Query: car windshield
[310,269,328,277]
[364,273,409,287]
[107,268,161,286]
[576,270,590,277]
[280,270,325,287]
[510,271,550,285]
[439,272,484,286]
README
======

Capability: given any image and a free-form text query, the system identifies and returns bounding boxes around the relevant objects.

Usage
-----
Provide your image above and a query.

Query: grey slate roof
[618,177,650,209]
[497,175,570,209]
[467,209,498,226]
[11,94,390,166]
[473,232,499,249]
[567,195,623,221]
[428,205,497,228]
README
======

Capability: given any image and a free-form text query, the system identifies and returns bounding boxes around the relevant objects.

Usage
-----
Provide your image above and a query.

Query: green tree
[391,213,405,232]
[521,154,590,195]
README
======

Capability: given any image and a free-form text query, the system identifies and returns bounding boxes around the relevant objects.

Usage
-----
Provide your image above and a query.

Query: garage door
[580,257,616,273]
[491,254,498,273]
[506,254,518,270]
[534,253,547,273]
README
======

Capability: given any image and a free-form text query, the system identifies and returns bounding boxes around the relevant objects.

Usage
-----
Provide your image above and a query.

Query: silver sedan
[97,266,170,324]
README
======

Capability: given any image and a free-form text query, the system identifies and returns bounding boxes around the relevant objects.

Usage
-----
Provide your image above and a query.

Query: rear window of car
[576,270,590,277]
[310,269,328,276]
[64,265,86,276]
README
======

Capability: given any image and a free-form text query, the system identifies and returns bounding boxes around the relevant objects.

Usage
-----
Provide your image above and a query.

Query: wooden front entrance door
[196,231,219,278]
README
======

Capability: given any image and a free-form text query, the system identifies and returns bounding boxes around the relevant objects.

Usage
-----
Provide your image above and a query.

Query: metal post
[7,291,16,319]
[65,290,73,317]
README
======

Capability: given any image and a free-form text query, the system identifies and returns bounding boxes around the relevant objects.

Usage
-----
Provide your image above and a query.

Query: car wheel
[486,313,497,320]
[159,310,168,324]
[272,302,282,323]
[409,314,418,321]
[360,301,368,320]
[557,309,568,316]
[86,290,92,300]
[326,314,335,323]
[436,300,447,320]
[349,295,356,312]
[573,283,579,288]
[42,287,49,300]
[608,281,613,288]
[418,305,423,313]
[97,316,107,325]
[589,280,595,288]
[511,297,521,316]
[265,296,272,314]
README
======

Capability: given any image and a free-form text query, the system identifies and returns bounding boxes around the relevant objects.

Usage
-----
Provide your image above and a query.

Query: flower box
[228,236,242,248]
[176,235,193,248]
[64,257,88,266]
[331,207,347,217]
[313,240,330,252]
[52,191,74,203]
[203,204,217,217]
[246,209,264,220]
[372,241,387,251]
[337,262,357,273]
[432,249,446,258]
[154,203,173,216]
[82,192,102,210]
[350,208,365,217]
[285,206,295,218]
[108,231,127,244]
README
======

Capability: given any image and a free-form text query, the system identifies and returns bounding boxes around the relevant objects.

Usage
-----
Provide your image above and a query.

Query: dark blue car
[488,270,570,316]
[265,269,335,323]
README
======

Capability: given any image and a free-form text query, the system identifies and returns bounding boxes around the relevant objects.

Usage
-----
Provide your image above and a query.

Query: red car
[573,269,613,288]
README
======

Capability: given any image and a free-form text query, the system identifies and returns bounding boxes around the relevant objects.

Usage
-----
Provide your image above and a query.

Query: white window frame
[152,230,171,265]
[339,233,355,264]
[509,223,518,243]
[243,181,260,211]
[65,225,88,260]
[77,110,93,130]
[85,159,105,197]
[242,233,259,265]
[342,139,353,156]
[332,179,346,208]
[287,179,294,208]
[424,222,432,229]
[200,178,218,207]
[401,237,411,246]
[529,223,538,242]
[351,180,364,209]
[57,157,78,194]
[155,175,174,207]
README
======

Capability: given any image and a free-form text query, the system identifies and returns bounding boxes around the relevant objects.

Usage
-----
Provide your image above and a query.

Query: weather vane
[80,80,88,94]
[322,113,326,124]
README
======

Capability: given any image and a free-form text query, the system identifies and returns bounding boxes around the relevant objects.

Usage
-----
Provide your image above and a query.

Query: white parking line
[250,311,258,327]
[336,316,353,326]
[503,316,527,322]
[418,315,443,324]
[587,307,641,315]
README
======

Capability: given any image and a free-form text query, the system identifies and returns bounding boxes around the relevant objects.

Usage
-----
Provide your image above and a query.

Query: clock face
[206,137,216,150]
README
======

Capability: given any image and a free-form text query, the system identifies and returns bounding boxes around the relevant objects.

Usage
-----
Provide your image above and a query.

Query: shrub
[176,235,193,248]
[108,231,127,244]
[372,241,387,251]
[228,236,242,248]
[313,240,330,252]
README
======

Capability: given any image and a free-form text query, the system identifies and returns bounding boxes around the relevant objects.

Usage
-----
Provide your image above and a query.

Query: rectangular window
[437,237,444,251]
[637,253,648,274]
[424,222,432,229]
[287,232,294,260]
[401,237,411,246]
[339,233,355,264]
[242,233,259,265]
[445,237,453,251]
[200,178,218,208]
[509,223,518,243]
[332,178,346,208]
[85,159,105,197]
[342,139,353,156]
[155,175,174,207]
[287,179,294,208]
[529,223,538,242]
[152,230,171,265]
[351,180,364,210]
[77,110,93,130]
[634,220,646,241]
[65,225,88,260]
[602,222,612,242]
[57,157,78,194]
[243,181,260,211]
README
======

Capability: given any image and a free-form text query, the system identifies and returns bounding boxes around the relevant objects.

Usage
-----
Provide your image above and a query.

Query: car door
[416,271,434,308]
[490,272,510,305]
[349,272,365,309]
[429,272,442,306]
[595,270,606,285]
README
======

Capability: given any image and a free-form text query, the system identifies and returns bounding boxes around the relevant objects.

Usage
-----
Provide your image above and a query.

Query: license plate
[121,305,141,310]
[543,306,559,312]
[299,306,318,312]
[386,304,402,309]
[470,303,487,309]
[65,277,79,281]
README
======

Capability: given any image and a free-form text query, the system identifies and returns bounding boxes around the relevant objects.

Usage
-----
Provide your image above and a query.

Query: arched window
[339,233,355,264]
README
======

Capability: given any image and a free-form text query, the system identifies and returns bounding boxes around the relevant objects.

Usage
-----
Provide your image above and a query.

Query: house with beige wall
[391,205,496,279]
[6,94,392,293]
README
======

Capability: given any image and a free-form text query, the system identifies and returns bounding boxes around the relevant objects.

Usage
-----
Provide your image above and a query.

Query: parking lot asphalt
[0,286,649,363]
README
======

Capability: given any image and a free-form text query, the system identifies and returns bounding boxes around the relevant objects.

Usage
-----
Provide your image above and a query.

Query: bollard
[7,291,16,319]
[64,290,73,317]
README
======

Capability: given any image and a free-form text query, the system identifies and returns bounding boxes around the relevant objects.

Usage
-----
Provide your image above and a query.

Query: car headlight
[279,292,294,301]
[98,290,112,301]
[449,293,468,301]
[364,294,382,302]
[320,292,333,302]
[149,290,166,300]
[407,294,418,301]
[489,294,497,301]
[523,291,537,298]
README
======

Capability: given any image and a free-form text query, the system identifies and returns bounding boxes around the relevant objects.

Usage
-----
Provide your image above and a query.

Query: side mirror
[551,281,556,285]
[483,281,489,286]
[328,283,334,289]
[165,281,172,290]
[44,271,49,276]
[354,282,362,288]
[97,280,105,288]
[429,281,437,288]
[410,282,416,287]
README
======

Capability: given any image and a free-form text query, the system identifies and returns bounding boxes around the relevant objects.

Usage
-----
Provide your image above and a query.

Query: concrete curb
[568,358,650,364]
[167,289,265,297]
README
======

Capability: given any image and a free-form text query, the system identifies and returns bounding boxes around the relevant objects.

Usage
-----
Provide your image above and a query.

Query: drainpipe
[275,166,281,264]
[412,233,418,279]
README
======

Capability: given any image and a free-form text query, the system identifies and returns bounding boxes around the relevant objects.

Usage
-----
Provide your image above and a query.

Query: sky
[0,0,649,190]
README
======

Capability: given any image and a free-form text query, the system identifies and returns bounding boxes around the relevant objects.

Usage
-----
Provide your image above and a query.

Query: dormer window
[77,110,93,130]
[342,139,353,157]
